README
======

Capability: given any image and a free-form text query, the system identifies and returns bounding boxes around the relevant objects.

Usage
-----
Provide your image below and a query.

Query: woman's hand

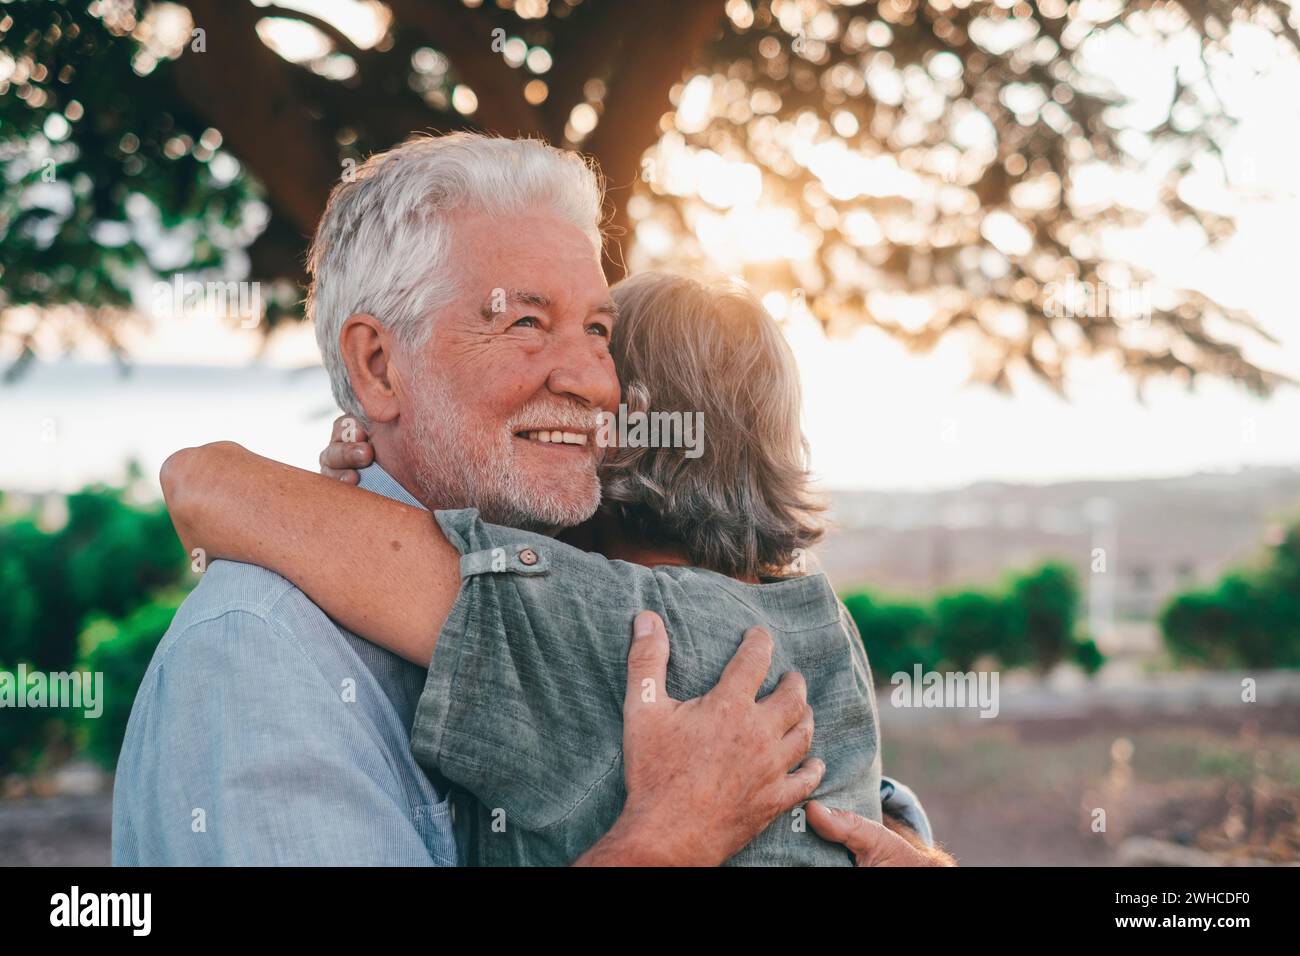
[319,415,374,484]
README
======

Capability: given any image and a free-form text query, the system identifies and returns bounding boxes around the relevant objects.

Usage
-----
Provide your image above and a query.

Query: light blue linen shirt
[112,462,931,865]
[112,465,458,866]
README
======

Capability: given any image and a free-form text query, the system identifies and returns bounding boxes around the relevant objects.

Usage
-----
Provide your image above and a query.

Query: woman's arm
[161,441,461,666]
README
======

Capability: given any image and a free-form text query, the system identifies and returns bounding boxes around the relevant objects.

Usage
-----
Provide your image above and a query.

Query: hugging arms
[160,438,951,866]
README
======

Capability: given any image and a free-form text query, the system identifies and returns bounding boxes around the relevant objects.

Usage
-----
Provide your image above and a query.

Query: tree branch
[385,0,543,136]
[258,4,371,61]
[581,0,728,277]
[541,0,633,140]
[171,0,343,238]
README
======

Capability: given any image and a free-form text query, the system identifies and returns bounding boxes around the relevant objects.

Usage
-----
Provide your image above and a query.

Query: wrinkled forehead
[450,203,603,269]
[442,210,611,317]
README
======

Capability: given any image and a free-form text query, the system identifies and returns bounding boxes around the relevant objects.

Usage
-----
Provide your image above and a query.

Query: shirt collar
[357,463,427,511]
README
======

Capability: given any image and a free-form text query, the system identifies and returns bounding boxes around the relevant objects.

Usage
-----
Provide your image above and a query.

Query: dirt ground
[880,702,1300,866]
[0,793,112,866]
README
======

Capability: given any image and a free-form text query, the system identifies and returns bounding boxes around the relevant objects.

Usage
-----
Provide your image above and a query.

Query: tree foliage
[2,0,1296,393]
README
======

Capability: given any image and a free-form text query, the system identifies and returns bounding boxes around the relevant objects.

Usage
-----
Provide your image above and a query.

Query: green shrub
[1160,548,1300,670]
[932,590,1011,671]
[1006,562,1080,675]
[1072,637,1105,676]
[0,658,67,774]
[844,559,1101,682]
[0,480,190,771]
[77,592,186,769]
[843,592,939,683]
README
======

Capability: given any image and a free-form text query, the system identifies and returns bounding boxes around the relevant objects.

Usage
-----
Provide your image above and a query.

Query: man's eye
[586,322,610,338]
[512,315,540,329]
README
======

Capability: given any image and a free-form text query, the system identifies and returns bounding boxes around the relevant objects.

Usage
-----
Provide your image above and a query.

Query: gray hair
[306,132,605,417]
[602,272,826,579]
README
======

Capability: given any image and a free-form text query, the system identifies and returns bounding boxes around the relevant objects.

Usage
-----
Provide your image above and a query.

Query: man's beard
[404,369,602,532]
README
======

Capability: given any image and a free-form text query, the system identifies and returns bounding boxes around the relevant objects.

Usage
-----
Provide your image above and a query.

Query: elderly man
[113,132,942,866]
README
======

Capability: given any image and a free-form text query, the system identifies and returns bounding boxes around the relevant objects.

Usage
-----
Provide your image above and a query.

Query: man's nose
[546,333,619,409]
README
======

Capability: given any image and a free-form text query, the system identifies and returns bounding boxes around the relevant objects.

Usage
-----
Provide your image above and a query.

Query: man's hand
[577,610,824,866]
[806,800,958,867]
[319,414,373,484]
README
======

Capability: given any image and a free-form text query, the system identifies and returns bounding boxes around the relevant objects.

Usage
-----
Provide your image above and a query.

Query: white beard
[404,367,602,531]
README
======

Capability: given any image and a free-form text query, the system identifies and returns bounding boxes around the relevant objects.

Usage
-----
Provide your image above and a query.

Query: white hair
[306,132,605,417]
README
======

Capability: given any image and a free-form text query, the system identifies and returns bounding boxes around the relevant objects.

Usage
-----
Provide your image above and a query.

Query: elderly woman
[163,272,887,866]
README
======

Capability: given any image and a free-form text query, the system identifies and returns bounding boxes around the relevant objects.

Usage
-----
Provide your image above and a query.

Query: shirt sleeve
[112,608,448,866]
[880,776,935,848]
[410,509,649,838]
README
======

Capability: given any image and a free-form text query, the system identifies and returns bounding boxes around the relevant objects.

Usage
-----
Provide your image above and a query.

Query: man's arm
[576,611,823,866]
[113,606,445,866]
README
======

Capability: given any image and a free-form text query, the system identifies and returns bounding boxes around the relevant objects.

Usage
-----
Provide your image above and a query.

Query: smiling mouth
[514,429,591,447]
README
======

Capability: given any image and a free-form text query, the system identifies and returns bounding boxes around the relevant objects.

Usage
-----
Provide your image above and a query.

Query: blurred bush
[1160,523,1300,669]
[1006,563,1081,674]
[843,592,938,684]
[932,590,1012,672]
[845,561,1099,682]
[0,482,189,772]
[77,592,187,769]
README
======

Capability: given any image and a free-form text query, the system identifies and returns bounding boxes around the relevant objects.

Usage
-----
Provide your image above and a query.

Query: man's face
[398,206,620,530]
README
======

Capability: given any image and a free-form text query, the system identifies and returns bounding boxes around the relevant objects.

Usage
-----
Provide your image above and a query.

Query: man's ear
[339,314,403,424]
